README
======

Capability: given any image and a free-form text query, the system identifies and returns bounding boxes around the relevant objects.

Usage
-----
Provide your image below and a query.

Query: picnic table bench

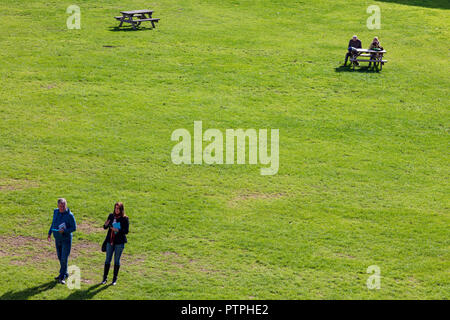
[349,48,387,71]
[114,10,160,30]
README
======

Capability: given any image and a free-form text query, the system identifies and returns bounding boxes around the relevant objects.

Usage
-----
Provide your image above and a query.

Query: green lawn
[0,0,448,299]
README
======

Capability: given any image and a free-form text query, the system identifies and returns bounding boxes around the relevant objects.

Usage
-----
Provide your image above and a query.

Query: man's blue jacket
[48,208,77,240]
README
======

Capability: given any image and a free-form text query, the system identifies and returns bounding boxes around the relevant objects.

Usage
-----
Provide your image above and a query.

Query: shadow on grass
[108,26,154,32]
[377,0,449,9]
[0,281,111,300]
[335,65,381,73]
[0,281,57,300]
[65,283,111,300]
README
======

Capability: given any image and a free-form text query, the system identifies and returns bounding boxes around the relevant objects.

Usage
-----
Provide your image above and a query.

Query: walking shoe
[102,263,111,284]
[112,265,120,285]
[55,273,68,281]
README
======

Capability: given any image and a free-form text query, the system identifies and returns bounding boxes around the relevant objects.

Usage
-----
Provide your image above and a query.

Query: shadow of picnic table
[0,281,57,300]
[108,26,153,32]
[334,65,381,73]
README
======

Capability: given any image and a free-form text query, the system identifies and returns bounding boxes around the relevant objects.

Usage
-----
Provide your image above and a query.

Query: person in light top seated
[369,37,383,50]
[101,202,129,285]
[369,37,384,67]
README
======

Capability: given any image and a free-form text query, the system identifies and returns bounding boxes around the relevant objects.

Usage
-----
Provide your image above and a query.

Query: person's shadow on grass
[65,283,111,300]
[0,280,57,300]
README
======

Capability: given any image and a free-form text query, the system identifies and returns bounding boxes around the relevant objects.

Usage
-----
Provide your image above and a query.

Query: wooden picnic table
[349,48,387,71]
[114,10,160,30]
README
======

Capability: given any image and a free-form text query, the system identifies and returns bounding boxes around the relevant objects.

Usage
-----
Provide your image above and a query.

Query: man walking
[48,198,76,284]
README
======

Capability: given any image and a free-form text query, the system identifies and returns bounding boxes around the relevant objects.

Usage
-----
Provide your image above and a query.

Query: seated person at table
[344,35,362,66]
[368,37,384,67]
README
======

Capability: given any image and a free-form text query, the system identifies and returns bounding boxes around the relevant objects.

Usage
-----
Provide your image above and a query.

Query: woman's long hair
[113,202,127,218]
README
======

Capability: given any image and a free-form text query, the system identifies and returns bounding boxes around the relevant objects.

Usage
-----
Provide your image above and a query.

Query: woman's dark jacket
[103,214,129,245]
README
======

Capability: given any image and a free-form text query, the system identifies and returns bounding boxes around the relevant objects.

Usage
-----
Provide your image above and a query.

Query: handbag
[101,238,108,252]
[101,217,112,252]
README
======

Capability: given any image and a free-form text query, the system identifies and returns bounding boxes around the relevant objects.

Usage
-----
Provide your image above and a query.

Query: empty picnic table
[114,10,160,30]
[350,48,387,71]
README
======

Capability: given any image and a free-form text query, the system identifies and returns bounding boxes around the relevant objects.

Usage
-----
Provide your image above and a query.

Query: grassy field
[0,0,448,299]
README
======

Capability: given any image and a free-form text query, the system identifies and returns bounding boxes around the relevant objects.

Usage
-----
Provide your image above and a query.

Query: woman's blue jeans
[105,242,124,266]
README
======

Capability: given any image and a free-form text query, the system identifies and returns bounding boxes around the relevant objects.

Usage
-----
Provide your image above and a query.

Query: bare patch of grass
[40,84,57,89]
[228,192,285,207]
[335,253,356,259]
[0,179,39,191]
[0,235,99,265]
[76,219,102,235]
[159,252,221,275]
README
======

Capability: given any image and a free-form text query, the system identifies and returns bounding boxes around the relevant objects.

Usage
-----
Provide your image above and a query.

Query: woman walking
[101,202,129,285]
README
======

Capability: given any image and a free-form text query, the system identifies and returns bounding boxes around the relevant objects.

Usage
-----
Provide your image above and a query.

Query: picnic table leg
[129,15,137,30]
[135,15,142,26]
[147,12,156,28]
[136,14,146,27]
[119,16,125,27]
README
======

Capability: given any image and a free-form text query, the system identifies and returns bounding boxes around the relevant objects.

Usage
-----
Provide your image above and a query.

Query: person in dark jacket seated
[344,35,362,66]
[101,202,129,285]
